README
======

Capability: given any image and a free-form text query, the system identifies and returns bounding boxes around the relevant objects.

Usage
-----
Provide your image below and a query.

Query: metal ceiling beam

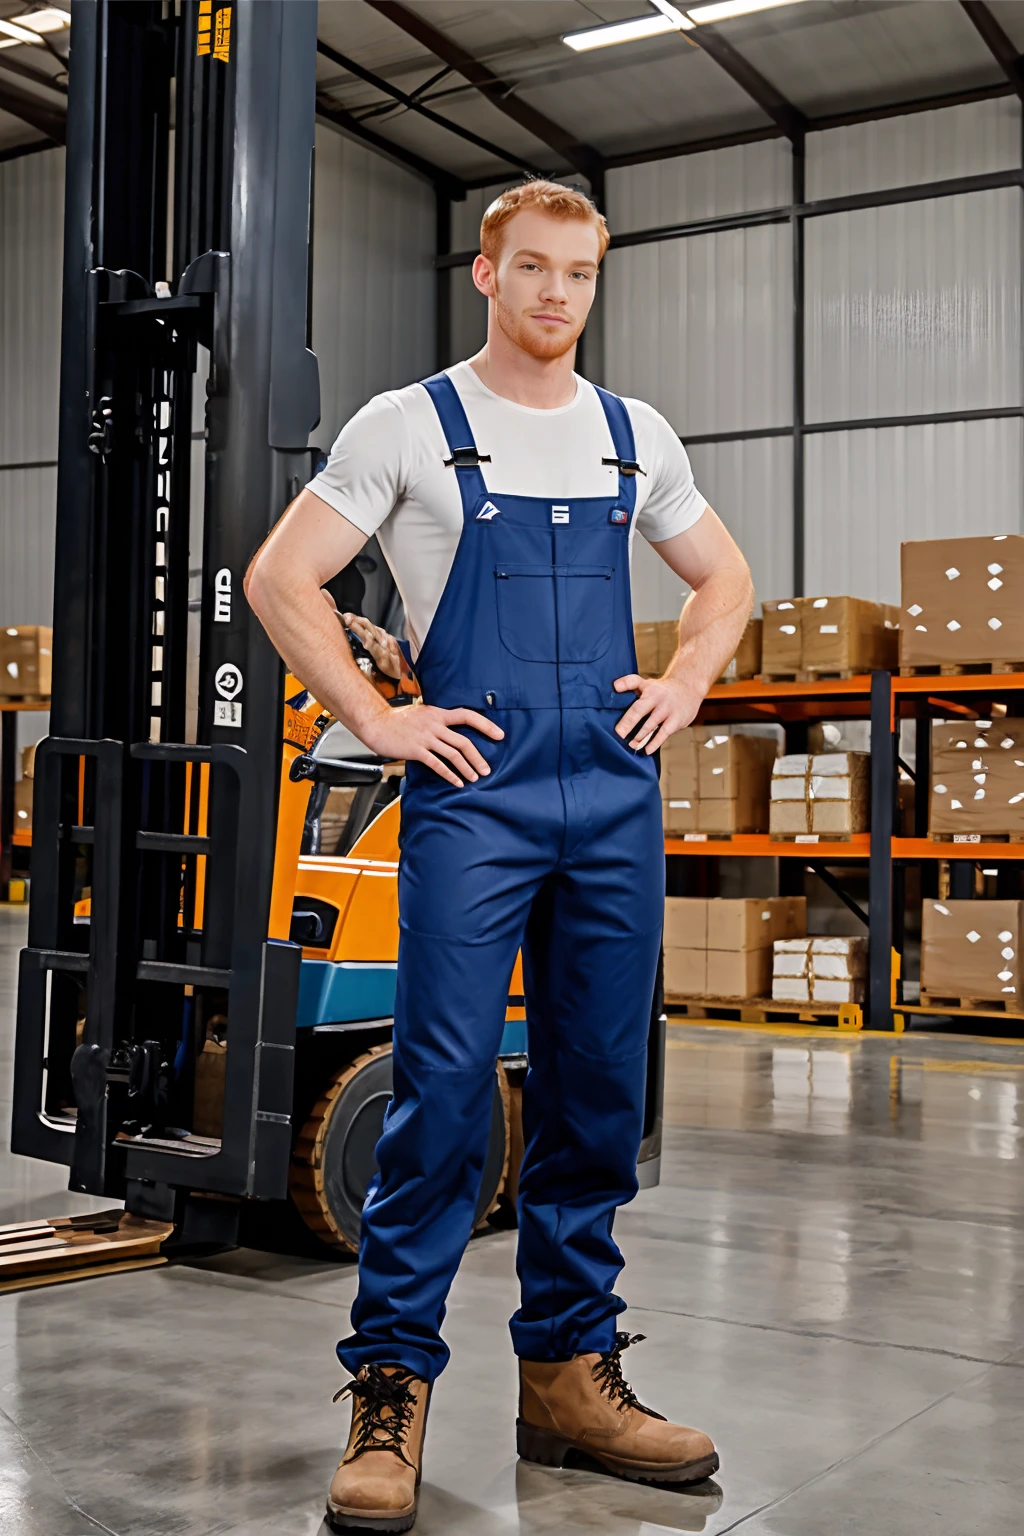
[315,91,465,199]
[686,24,807,142]
[316,37,544,176]
[0,53,67,95]
[959,1,1024,100]
[0,75,66,143]
[362,0,604,186]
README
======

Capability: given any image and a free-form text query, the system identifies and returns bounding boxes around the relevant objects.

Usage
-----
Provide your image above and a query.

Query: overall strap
[593,384,641,516]
[420,372,490,514]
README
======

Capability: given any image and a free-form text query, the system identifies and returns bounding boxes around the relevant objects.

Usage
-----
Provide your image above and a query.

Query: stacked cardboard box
[660,727,778,836]
[664,896,806,999]
[0,626,52,699]
[718,618,763,682]
[633,620,678,677]
[921,899,1023,1007]
[696,729,778,834]
[14,778,32,833]
[769,751,870,838]
[901,535,1024,669]
[930,719,1024,838]
[772,936,867,1004]
[762,598,898,676]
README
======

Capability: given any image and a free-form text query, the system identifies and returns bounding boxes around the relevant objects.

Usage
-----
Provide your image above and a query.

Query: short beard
[494,289,584,361]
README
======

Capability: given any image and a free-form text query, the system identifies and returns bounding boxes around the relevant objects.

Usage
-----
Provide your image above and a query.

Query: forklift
[8,0,665,1280]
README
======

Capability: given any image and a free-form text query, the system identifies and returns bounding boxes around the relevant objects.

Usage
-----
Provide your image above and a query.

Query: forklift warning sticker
[197,0,231,62]
[215,662,243,701]
[215,700,242,728]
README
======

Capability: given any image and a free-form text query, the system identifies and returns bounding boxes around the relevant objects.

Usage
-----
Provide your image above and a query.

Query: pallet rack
[667,669,1024,1035]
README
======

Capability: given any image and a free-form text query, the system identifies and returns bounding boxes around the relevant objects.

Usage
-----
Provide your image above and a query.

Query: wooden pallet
[919,991,1024,1016]
[0,694,50,705]
[757,671,801,683]
[665,994,862,1029]
[0,1210,172,1292]
[769,832,861,843]
[928,833,1024,844]
[899,662,1024,678]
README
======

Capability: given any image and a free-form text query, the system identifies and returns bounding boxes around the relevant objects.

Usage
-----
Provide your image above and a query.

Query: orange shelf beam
[11,829,31,848]
[893,837,1024,861]
[665,834,870,859]
[894,672,1024,695]
[0,699,50,712]
[707,676,873,702]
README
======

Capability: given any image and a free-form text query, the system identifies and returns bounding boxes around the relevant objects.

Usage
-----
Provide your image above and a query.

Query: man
[246,180,752,1533]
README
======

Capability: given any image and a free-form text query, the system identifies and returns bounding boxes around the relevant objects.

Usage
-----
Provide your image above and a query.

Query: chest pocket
[495,564,615,665]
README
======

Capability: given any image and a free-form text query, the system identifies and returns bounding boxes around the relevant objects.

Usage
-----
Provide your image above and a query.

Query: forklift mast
[11,0,321,1213]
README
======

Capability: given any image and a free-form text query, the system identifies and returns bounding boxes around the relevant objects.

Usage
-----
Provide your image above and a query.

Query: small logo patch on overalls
[609,507,629,524]
[476,501,502,521]
[551,505,570,524]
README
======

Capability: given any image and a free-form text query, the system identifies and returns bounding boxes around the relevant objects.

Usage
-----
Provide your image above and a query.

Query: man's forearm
[663,568,754,698]
[245,558,392,739]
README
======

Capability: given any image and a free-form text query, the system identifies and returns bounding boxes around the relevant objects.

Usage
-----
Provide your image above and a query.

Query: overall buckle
[602,456,645,478]
[444,446,492,469]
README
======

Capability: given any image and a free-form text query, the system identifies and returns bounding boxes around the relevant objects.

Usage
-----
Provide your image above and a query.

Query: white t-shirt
[308,361,707,655]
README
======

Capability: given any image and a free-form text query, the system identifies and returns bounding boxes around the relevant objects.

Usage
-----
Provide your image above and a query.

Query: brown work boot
[326,1364,431,1532]
[518,1332,718,1485]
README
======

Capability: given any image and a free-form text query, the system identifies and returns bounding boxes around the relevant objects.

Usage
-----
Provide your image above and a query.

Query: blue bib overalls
[337,374,665,1383]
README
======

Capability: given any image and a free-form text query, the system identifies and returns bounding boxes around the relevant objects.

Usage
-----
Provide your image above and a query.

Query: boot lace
[334,1365,418,1465]
[590,1332,665,1420]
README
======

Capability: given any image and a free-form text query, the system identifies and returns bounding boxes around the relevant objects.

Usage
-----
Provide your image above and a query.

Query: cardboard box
[633,622,661,677]
[801,597,900,674]
[0,625,52,699]
[762,599,807,674]
[707,897,806,951]
[810,935,867,979]
[664,896,708,949]
[773,937,810,978]
[663,797,698,835]
[14,778,32,831]
[662,727,703,800]
[20,742,37,779]
[719,618,763,682]
[706,946,772,1000]
[772,976,809,1001]
[920,899,1023,1001]
[663,947,706,997]
[770,800,811,836]
[808,752,870,834]
[930,719,1024,836]
[699,732,778,799]
[901,535,1024,667]
[813,978,865,1004]
[811,797,869,836]
[697,788,767,835]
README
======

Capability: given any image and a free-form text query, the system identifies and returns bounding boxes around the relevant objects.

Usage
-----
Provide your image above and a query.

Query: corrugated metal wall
[604,96,1024,618]
[312,125,436,448]
[0,147,64,627]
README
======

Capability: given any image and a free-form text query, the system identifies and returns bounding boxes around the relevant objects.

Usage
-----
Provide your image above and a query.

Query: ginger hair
[480,180,609,264]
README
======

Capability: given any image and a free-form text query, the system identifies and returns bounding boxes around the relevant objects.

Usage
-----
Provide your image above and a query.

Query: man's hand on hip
[360,704,504,789]
[612,673,704,755]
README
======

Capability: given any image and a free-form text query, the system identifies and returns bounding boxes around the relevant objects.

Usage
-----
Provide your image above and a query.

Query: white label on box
[795,834,819,842]
[819,624,838,634]
[683,833,707,842]
[953,834,981,843]
[214,700,242,728]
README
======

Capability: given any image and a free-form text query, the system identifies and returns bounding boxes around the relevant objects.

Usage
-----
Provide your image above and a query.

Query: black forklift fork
[11,0,320,1219]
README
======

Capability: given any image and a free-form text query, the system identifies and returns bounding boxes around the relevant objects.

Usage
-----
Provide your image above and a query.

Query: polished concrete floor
[2,903,1024,1534]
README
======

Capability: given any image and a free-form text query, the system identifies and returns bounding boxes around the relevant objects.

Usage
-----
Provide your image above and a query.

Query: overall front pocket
[495,564,615,665]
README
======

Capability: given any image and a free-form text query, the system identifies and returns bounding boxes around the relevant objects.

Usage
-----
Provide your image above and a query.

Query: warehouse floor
[2,904,1024,1535]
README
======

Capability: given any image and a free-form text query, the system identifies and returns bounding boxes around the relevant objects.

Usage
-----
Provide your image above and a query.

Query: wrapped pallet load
[769,754,811,836]
[801,597,899,676]
[901,535,1024,669]
[920,899,1023,1009]
[0,625,52,699]
[660,725,702,835]
[773,938,811,1001]
[718,617,763,682]
[761,599,807,677]
[705,897,805,999]
[662,896,708,997]
[930,719,1024,838]
[808,752,870,837]
[810,937,867,1003]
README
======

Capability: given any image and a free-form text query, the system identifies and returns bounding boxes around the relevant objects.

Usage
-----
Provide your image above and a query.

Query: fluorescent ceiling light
[17,7,72,32]
[687,0,802,23]
[564,14,682,52]
[650,1,695,26]
[0,17,45,44]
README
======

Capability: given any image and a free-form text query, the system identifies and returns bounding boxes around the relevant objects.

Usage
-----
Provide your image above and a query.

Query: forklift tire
[290,1044,511,1252]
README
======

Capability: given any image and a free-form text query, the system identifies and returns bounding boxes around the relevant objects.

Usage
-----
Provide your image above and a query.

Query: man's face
[473,209,602,361]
